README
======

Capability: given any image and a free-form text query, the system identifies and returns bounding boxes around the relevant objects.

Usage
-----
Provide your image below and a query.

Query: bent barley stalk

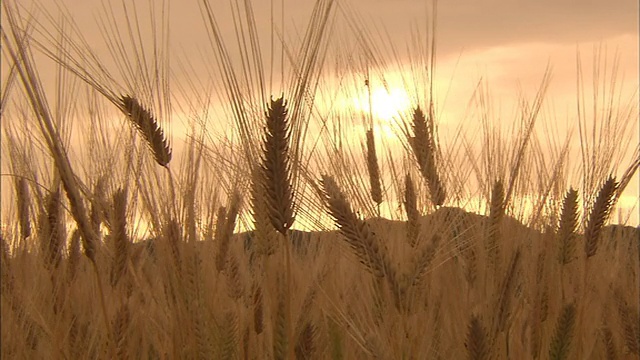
[120,95,172,168]
[321,174,392,278]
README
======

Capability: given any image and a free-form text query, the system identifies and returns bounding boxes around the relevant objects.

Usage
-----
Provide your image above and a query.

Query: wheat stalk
[15,177,31,240]
[557,188,579,265]
[41,186,64,270]
[366,128,383,206]
[295,321,316,360]
[486,179,504,273]
[493,248,521,336]
[253,284,264,335]
[112,302,131,359]
[549,303,577,360]
[215,192,241,272]
[259,97,295,235]
[251,168,279,256]
[109,188,129,288]
[273,276,288,360]
[404,173,421,247]
[585,176,618,258]
[321,175,392,278]
[600,325,617,360]
[120,95,172,168]
[466,315,491,360]
[409,107,446,206]
[66,229,81,284]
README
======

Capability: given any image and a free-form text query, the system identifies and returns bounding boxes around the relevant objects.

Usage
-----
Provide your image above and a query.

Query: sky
[2,0,638,226]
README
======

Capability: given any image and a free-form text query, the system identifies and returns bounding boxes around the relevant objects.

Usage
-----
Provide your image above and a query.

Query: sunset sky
[2,0,638,225]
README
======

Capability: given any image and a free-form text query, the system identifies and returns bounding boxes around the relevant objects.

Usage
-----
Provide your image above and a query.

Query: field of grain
[1,1,638,359]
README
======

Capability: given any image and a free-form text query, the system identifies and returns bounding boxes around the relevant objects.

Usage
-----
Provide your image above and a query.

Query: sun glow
[352,86,411,123]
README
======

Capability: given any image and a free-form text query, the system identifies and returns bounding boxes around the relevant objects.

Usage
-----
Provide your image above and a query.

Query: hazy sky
[2,0,638,224]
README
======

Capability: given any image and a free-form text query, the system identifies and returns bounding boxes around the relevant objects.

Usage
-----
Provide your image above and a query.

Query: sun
[352,86,411,123]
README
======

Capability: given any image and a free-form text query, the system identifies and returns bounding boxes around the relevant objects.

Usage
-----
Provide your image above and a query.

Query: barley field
[1,1,639,359]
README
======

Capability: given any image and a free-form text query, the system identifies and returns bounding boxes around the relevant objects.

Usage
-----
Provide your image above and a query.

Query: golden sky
[2,0,638,226]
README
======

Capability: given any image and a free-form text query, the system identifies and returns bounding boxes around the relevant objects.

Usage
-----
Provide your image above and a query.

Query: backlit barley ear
[295,321,316,360]
[41,187,65,270]
[253,285,264,335]
[112,302,131,360]
[404,173,421,247]
[66,229,81,283]
[251,168,278,256]
[614,290,640,355]
[549,303,576,360]
[90,176,107,234]
[493,249,521,335]
[15,177,31,239]
[410,107,446,206]
[220,311,238,359]
[321,174,391,278]
[259,97,295,235]
[486,179,504,272]
[465,315,490,360]
[215,192,241,272]
[557,188,579,265]
[1,234,14,294]
[366,128,382,206]
[273,278,288,360]
[600,325,617,360]
[120,95,172,167]
[585,176,618,258]
[225,254,243,300]
[109,188,129,288]
[408,234,440,288]
[164,218,183,273]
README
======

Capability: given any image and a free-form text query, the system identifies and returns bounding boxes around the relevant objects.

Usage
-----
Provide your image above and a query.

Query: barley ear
[557,188,578,265]
[466,315,491,360]
[600,325,617,360]
[407,234,440,288]
[15,177,31,239]
[220,311,238,359]
[549,303,577,360]
[41,186,65,270]
[112,302,131,360]
[493,249,521,335]
[66,230,81,284]
[215,192,242,272]
[486,179,504,272]
[614,290,640,355]
[251,168,278,256]
[404,173,421,247]
[109,188,130,288]
[410,107,446,206]
[120,95,172,167]
[259,96,295,235]
[366,128,383,206]
[295,321,317,360]
[585,177,618,258]
[321,175,391,278]
[273,277,288,360]
[253,284,264,335]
